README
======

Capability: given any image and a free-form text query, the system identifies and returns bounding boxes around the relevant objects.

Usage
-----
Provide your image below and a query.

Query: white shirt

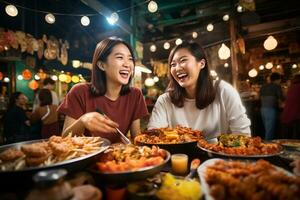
[147,80,251,139]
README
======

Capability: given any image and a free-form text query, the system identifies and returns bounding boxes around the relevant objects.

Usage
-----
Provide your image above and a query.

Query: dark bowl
[135,140,198,156]
[89,150,170,185]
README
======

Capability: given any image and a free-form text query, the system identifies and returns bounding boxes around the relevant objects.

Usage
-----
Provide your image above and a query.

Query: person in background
[260,72,284,140]
[281,73,300,139]
[3,92,31,143]
[147,41,251,139]
[58,37,148,143]
[30,89,59,138]
[33,77,59,111]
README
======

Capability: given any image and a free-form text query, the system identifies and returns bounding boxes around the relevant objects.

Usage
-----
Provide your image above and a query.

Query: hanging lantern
[38,70,47,79]
[28,80,39,90]
[263,36,278,51]
[5,5,18,17]
[65,74,72,83]
[148,1,158,13]
[45,13,55,24]
[71,75,80,83]
[218,43,230,60]
[81,16,90,26]
[58,74,67,82]
[248,68,258,77]
[22,69,32,80]
[265,62,273,69]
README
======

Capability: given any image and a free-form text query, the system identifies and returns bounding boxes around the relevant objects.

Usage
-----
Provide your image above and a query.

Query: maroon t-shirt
[58,83,148,143]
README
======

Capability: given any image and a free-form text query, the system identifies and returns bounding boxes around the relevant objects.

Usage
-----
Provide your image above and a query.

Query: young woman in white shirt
[147,41,251,139]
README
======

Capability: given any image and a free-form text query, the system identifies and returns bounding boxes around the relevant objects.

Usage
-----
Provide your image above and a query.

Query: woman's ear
[97,61,105,71]
[199,59,206,69]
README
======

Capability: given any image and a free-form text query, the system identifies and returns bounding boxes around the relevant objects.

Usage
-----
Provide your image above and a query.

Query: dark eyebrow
[172,55,188,63]
[114,52,132,58]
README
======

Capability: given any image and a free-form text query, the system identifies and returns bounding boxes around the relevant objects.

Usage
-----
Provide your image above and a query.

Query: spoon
[185,159,201,179]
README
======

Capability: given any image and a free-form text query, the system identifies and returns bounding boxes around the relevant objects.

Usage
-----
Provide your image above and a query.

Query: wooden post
[229,19,239,89]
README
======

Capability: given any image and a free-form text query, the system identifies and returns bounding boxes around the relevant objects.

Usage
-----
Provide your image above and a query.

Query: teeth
[120,70,129,74]
[177,73,187,78]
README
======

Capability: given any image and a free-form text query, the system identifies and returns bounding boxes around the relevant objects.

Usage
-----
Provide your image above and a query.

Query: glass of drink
[171,154,188,175]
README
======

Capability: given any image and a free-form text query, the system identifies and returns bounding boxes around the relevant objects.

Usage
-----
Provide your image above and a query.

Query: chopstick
[95,107,131,144]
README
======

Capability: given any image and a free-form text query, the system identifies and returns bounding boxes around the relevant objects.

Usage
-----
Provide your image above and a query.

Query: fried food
[0,134,104,171]
[204,159,300,200]
[0,148,24,161]
[135,126,203,144]
[96,144,167,173]
[21,142,50,157]
[198,134,281,156]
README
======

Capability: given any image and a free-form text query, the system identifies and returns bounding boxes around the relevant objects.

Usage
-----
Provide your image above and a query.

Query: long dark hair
[167,41,216,109]
[90,37,135,96]
[39,89,52,106]
[7,92,22,110]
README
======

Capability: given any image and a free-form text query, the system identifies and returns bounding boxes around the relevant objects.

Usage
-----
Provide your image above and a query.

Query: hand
[80,112,118,134]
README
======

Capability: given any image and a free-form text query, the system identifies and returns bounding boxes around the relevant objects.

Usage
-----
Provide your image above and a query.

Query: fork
[95,108,131,144]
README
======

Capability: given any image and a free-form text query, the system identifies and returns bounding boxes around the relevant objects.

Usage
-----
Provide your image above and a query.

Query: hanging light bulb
[192,32,198,38]
[150,44,156,52]
[145,77,155,87]
[3,77,10,83]
[163,42,170,50]
[265,62,273,69]
[72,60,81,68]
[34,74,41,80]
[248,69,258,77]
[206,23,214,31]
[259,65,264,70]
[175,38,182,45]
[45,13,55,24]
[106,12,119,25]
[153,76,159,82]
[222,14,229,21]
[224,63,229,68]
[218,43,230,60]
[51,75,58,81]
[237,5,243,12]
[5,5,18,17]
[17,75,23,80]
[148,1,158,13]
[292,64,297,69]
[81,16,90,26]
[263,35,278,51]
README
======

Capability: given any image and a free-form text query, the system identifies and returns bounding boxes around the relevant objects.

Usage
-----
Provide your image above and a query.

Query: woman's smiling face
[100,43,134,85]
[170,48,205,90]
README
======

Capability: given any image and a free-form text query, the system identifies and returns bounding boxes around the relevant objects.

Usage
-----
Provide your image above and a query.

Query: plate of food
[197,134,283,158]
[134,126,203,154]
[198,158,300,200]
[0,134,110,183]
[89,143,170,184]
[272,139,300,151]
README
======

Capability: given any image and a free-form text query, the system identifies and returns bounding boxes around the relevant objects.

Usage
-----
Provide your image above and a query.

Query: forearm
[62,117,85,137]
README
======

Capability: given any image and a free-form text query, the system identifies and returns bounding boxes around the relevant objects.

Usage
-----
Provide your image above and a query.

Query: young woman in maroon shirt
[58,37,148,143]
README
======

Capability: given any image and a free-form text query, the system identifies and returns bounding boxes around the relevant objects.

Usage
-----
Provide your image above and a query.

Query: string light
[81,16,90,26]
[218,43,230,60]
[259,65,264,70]
[148,1,158,13]
[292,64,297,69]
[175,38,182,45]
[248,69,258,77]
[5,4,18,17]
[192,32,198,38]
[222,14,229,21]
[263,35,278,51]
[45,13,55,24]
[206,23,214,31]
[265,62,273,69]
[150,44,157,52]
[163,42,170,50]
[237,5,243,12]
[224,63,229,68]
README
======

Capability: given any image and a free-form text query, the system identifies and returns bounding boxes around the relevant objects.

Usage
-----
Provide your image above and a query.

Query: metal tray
[0,138,110,186]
